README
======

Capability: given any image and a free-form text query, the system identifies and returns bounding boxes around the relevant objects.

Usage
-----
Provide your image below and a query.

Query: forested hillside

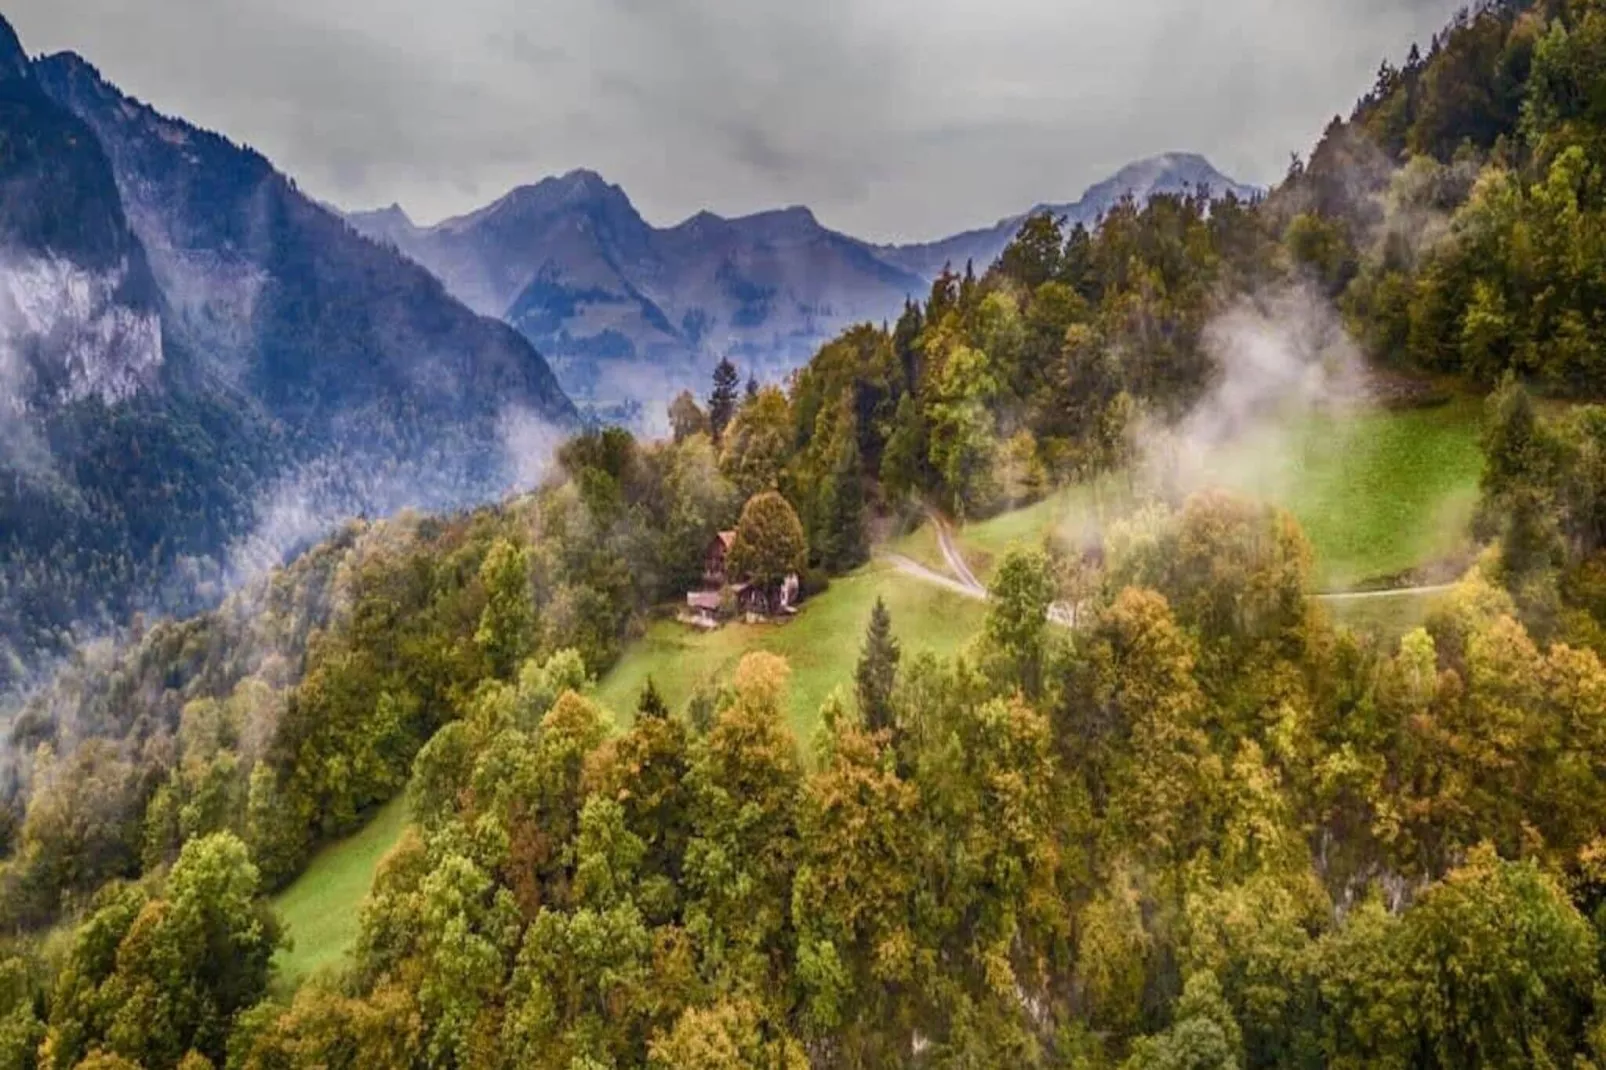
[0,18,577,696]
[10,0,1606,1067]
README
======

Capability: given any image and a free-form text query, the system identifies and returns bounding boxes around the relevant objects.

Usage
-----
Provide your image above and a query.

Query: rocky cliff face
[0,42,163,426]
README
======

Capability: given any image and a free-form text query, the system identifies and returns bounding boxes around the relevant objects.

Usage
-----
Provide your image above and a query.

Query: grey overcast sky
[8,0,1463,241]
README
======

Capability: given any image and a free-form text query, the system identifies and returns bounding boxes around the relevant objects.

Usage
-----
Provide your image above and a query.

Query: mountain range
[349,155,1259,407]
[0,4,1255,690]
[0,15,577,690]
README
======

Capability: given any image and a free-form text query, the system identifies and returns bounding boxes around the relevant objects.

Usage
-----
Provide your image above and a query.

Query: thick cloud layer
[11,0,1460,240]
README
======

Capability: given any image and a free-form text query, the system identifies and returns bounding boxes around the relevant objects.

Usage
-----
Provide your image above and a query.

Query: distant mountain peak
[1128,150,1214,171]
[0,13,29,80]
[557,167,608,191]
[446,168,635,235]
[1077,152,1258,207]
[877,153,1259,284]
[360,202,414,229]
[728,204,823,241]
[766,205,818,225]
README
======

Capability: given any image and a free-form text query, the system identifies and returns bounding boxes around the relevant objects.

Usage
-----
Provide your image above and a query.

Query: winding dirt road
[882,515,1078,628]
[1311,584,1456,603]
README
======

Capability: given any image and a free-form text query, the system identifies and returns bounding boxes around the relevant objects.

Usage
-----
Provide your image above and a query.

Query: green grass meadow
[1228,398,1484,589]
[919,399,1485,592]
[595,560,988,745]
[271,793,411,985]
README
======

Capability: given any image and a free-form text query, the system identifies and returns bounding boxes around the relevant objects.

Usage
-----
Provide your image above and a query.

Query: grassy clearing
[271,794,410,986]
[1225,398,1484,589]
[907,400,1485,593]
[595,561,988,746]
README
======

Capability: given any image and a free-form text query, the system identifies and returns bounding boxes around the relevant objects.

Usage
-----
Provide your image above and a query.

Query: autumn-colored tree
[475,537,535,680]
[647,999,807,1070]
[719,386,792,500]
[726,492,807,595]
[669,390,711,442]
[684,653,802,996]
[793,718,919,1056]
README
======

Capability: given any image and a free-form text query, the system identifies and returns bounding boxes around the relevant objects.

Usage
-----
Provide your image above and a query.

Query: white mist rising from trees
[1140,284,1370,504]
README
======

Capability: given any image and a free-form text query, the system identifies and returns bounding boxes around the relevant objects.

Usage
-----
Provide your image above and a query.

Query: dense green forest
[11,0,1606,1066]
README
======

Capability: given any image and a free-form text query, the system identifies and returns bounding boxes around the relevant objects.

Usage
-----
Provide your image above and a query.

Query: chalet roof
[687,590,722,611]
[716,530,736,550]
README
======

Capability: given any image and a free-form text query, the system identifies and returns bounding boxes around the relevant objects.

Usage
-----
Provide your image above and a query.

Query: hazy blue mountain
[875,153,1263,281]
[350,153,1257,407]
[0,16,578,692]
[350,173,929,404]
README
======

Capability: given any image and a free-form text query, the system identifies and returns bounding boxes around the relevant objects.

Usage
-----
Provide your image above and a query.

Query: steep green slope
[922,398,1485,593]
[270,794,411,984]
[596,560,988,743]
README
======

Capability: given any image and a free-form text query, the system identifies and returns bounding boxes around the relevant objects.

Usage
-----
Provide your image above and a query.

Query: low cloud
[9,0,1464,240]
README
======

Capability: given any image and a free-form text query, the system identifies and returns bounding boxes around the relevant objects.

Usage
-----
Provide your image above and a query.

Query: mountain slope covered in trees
[0,18,577,693]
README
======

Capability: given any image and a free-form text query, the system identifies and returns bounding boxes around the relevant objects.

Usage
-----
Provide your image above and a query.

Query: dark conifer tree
[855,597,901,736]
[638,677,670,720]
[709,358,741,444]
[818,409,869,572]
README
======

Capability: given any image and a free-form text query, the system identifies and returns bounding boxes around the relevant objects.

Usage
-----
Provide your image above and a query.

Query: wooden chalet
[684,529,800,625]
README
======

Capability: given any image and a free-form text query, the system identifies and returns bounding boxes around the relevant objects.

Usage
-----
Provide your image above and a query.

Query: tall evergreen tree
[816,403,869,572]
[998,211,1066,290]
[855,598,901,736]
[637,677,670,720]
[709,358,741,444]
[746,372,761,401]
